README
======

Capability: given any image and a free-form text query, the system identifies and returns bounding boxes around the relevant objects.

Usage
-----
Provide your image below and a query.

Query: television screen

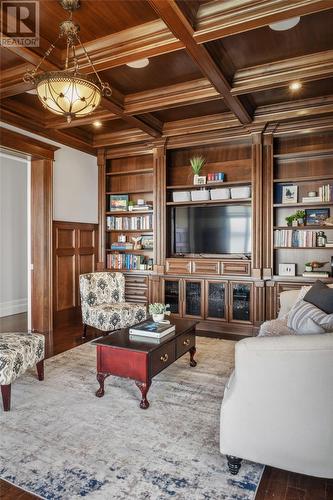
[173,205,251,255]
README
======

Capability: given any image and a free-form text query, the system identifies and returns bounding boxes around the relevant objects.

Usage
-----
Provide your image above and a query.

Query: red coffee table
[92,318,197,409]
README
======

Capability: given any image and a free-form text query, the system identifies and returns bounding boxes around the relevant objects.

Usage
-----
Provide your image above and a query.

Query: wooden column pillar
[251,132,263,279]
[263,131,274,279]
[97,148,106,269]
[31,158,53,352]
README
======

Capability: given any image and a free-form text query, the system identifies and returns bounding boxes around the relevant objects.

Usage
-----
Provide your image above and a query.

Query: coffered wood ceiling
[1,0,333,155]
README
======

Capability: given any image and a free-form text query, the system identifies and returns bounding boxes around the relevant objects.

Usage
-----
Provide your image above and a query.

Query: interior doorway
[0,149,31,333]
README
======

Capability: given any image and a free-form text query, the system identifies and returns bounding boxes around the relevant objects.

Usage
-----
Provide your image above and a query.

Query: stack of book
[302,271,330,278]
[274,229,317,247]
[302,184,332,203]
[110,242,133,250]
[129,320,175,339]
[106,214,153,231]
[131,204,153,211]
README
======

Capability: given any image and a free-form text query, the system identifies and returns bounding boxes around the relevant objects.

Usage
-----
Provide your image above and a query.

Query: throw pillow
[258,318,295,337]
[287,299,333,334]
[303,280,333,314]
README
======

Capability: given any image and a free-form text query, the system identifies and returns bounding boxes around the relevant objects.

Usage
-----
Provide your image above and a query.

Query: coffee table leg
[96,372,109,397]
[135,381,151,409]
[189,346,197,367]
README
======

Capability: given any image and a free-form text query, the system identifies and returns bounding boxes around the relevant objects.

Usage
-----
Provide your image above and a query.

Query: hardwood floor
[0,315,331,500]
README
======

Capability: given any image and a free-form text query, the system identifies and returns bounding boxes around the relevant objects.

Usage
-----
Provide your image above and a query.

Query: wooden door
[183,279,204,319]
[205,280,228,322]
[229,281,253,324]
[162,278,182,317]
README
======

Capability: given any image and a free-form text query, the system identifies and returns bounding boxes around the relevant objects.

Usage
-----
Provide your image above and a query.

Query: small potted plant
[190,155,206,184]
[128,200,134,212]
[285,214,294,227]
[305,262,313,272]
[149,303,171,323]
[295,210,305,226]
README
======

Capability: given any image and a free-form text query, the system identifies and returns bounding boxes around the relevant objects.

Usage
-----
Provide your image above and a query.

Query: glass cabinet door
[230,282,253,323]
[184,280,204,318]
[205,281,227,321]
[163,279,181,316]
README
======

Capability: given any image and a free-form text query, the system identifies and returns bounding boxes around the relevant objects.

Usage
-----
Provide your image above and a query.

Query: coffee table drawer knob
[160,353,169,363]
[183,339,190,346]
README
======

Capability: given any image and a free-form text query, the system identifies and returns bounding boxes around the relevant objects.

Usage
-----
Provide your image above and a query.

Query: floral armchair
[79,272,147,337]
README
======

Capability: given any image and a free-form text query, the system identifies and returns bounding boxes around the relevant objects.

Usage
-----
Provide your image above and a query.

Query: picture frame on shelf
[141,235,154,250]
[279,263,296,276]
[110,194,129,212]
[305,208,329,225]
[282,185,298,204]
[193,175,206,185]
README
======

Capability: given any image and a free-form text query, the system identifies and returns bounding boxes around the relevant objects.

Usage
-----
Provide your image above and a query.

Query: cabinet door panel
[163,279,181,316]
[184,280,204,318]
[229,281,253,324]
[205,280,227,321]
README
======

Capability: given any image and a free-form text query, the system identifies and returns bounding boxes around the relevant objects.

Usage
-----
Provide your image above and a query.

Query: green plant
[128,200,134,206]
[285,215,295,225]
[295,210,305,220]
[149,303,171,315]
[190,155,206,175]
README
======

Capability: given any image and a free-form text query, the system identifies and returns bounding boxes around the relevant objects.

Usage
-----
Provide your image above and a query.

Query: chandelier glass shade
[35,71,101,120]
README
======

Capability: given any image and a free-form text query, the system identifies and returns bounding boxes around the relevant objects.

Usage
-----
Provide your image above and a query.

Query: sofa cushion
[82,301,147,332]
[304,280,333,314]
[258,318,295,337]
[287,300,333,334]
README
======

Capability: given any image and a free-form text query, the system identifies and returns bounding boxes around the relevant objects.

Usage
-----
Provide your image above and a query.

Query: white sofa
[220,288,333,478]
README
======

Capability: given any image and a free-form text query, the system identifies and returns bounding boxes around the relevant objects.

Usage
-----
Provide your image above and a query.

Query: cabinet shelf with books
[104,154,155,273]
[271,133,333,279]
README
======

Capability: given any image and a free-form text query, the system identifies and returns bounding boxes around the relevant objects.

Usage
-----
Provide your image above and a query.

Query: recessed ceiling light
[126,58,149,69]
[269,17,300,31]
[289,81,302,92]
[93,120,102,128]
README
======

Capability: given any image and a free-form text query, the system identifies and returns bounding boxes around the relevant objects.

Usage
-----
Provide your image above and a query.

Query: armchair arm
[221,334,333,477]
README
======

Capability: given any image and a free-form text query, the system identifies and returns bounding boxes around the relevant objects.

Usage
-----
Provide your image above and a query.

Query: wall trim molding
[0,298,28,318]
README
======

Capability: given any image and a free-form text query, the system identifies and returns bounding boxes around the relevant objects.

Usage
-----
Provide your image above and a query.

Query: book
[129,332,175,344]
[302,271,329,278]
[325,243,333,247]
[129,320,175,338]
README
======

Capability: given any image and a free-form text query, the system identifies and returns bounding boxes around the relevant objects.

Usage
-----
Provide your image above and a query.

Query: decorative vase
[305,265,312,272]
[152,313,164,323]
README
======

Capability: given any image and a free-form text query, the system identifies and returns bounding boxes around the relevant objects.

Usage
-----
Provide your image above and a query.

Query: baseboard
[0,298,28,318]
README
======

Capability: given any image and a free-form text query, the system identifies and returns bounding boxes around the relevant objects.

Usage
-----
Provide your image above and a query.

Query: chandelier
[23,0,111,123]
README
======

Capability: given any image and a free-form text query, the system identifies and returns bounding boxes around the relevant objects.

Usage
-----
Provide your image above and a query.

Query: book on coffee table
[129,320,175,338]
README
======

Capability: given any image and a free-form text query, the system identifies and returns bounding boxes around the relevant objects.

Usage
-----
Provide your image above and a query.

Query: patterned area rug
[0,337,263,499]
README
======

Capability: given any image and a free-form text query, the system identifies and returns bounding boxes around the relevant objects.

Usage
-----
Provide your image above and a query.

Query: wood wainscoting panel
[53,221,98,328]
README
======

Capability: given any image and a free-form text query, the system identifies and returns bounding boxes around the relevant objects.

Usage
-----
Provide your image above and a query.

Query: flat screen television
[171,205,251,256]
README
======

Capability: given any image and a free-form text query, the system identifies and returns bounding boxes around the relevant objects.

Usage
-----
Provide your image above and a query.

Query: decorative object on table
[128,200,134,212]
[230,186,251,199]
[282,185,298,204]
[194,175,207,185]
[137,199,145,206]
[110,194,128,212]
[141,235,153,250]
[285,210,305,227]
[308,191,317,197]
[129,318,175,338]
[118,234,126,243]
[324,216,333,226]
[304,262,313,272]
[131,236,142,250]
[190,155,206,185]
[278,263,296,276]
[305,208,329,225]
[190,188,210,201]
[207,172,225,183]
[210,187,230,200]
[316,231,327,247]
[303,261,329,277]
[22,0,111,123]
[148,303,171,323]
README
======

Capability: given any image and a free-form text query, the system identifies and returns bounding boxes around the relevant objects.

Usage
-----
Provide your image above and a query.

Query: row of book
[274,230,318,248]
[106,253,148,270]
[106,215,153,231]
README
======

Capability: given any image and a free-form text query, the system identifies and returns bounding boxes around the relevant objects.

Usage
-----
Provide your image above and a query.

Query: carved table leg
[135,381,151,409]
[96,372,109,398]
[36,360,44,381]
[227,455,242,475]
[1,384,11,412]
[189,346,197,367]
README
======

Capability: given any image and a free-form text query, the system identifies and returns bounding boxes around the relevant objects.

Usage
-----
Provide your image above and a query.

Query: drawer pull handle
[183,339,190,346]
[160,354,169,363]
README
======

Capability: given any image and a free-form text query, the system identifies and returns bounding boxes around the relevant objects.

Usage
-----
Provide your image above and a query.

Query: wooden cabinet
[205,280,228,322]
[162,278,204,319]
[192,260,219,275]
[221,260,250,276]
[165,258,250,276]
[124,274,149,304]
[229,281,253,324]
[163,279,182,316]
[165,259,192,274]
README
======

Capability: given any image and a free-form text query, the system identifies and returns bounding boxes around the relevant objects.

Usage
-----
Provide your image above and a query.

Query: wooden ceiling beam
[147,0,252,125]
[44,110,118,129]
[93,128,151,148]
[254,94,333,123]
[195,0,333,43]
[232,50,333,95]
[163,112,240,137]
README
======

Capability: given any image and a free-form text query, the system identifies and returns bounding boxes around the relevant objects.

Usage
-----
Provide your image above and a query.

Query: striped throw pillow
[287,300,333,335]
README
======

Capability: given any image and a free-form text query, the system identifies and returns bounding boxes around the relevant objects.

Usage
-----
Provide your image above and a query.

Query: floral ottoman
[0,332,45,411]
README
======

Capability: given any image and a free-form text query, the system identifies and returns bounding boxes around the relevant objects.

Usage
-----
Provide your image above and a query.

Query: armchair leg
[227,455,242,475]
[82,324,87,339]
[1,384,11,411]
[36,360,44,381]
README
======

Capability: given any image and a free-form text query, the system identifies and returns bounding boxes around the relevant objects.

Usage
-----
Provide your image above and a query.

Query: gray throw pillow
[287,299,333,335]
[304,280,333,314]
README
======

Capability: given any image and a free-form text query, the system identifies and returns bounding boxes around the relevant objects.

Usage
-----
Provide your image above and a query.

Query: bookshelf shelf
[273,225,333,230]
[274,247,330,250]
[166,180,250,190]
[167,198,251,206]
[273,202,333,208]
[106,210,153,215]
[106,229,153,233]
[106,168,153,176]
[106,189,152,195]
[273,175,333,183]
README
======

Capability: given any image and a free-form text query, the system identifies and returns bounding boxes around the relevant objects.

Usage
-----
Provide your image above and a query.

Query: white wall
[0,152,28,317]
[0,123,98,223]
